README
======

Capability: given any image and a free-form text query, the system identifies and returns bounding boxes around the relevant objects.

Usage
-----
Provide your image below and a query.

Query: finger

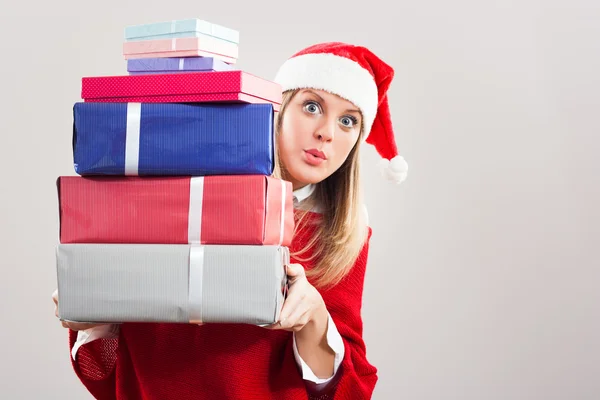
[286,264,306,286]
[52,290,59,318]
[280,303,311,331]
[62,321,102,331]
[74,323,99,330]
[286,263,306,278]
[278,288,306,327]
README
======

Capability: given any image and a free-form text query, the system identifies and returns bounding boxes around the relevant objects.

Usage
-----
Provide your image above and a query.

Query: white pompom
[378,155,408,184]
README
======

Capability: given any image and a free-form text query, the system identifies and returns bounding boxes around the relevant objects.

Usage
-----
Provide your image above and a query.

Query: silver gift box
[56,244,288,325]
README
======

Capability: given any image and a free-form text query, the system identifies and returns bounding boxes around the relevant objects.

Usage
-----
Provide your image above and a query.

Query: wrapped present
[72,102,274,176]
[56,244,289,325]
[123,37,238,63]
[126,49,236,64]
[125,18,239,44]
[127,57,234,75]
[57,175,294,246]
[81,70,282,110]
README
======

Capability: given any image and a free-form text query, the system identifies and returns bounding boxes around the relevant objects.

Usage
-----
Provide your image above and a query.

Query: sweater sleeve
[306,227,379,400]
[67,328,118,400]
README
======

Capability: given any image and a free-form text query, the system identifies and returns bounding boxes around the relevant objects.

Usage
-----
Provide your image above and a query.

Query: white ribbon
[170,20,176,33]
[124,103,141,175]
[178,58,185,70]
[188,245,204,324]
[278,181,286,245]
[171,38,176,51]
[187,177,204,244]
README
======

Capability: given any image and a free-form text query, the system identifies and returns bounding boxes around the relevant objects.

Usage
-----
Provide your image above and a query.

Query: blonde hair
[272,89,369,289]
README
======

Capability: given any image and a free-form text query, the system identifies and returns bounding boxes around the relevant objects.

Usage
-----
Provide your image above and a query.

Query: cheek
[277,123,301,169]
[278,122,295,151]
[331,135,359,166]
[278,112,309,154]
[281,112,304,140]
[277,132,293,164]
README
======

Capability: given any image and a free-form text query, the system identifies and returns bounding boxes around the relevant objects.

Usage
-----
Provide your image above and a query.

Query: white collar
[292,184,315,205]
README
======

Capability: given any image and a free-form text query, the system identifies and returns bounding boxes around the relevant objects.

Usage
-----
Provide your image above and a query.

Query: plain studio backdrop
[0,0,598,399]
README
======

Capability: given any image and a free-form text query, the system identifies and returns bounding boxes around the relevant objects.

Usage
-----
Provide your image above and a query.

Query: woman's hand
[266,263,328,332]
[266,263,336,378]
[52,289,110,331]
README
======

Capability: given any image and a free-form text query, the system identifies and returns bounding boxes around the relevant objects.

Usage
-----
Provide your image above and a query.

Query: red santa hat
[274,42,408,184]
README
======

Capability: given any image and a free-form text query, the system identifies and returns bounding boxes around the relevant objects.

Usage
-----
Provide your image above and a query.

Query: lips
[303,149,326,167]
[305,149,327,160]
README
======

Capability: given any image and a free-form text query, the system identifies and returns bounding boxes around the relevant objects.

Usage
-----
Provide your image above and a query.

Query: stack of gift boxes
[55,19,294,326]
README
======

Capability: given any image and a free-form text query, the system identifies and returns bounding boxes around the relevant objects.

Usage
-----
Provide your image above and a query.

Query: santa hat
[273,42,408,184]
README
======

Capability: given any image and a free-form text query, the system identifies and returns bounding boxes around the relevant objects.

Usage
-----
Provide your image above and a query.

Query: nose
[314,118,335,142]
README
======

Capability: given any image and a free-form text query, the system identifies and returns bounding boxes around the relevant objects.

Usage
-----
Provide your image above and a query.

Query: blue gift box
[127,57,234,75]
[124,19,239,44]
[73,102,274,176]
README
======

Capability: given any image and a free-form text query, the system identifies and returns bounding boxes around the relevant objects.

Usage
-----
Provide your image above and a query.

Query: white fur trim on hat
[274,53,379,138]
[378,155,408,184]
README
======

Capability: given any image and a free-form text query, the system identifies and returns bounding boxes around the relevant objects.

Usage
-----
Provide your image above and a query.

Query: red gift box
[58,175,294,245]
[81,71,282,111]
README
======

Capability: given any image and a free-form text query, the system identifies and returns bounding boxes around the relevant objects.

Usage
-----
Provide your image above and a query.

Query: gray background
[1,0,598,399]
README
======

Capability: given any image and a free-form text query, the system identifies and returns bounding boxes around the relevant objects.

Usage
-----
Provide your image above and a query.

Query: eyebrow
[301,89,325,103]
[301,89,361,115]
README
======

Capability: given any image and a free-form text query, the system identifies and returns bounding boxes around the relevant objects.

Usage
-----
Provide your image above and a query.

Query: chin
[287,165,329,186]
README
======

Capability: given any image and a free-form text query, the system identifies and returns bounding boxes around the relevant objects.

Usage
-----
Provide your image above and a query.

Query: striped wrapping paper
[72,102,275,176]
[56,244,288,325]
[57,175,294,246]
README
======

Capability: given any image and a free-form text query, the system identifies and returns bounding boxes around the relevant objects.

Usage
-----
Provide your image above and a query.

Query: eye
[303,101,321,114]
[340,115,358,128]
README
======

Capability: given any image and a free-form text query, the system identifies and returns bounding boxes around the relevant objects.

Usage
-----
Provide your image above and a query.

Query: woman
[52,42,408,400]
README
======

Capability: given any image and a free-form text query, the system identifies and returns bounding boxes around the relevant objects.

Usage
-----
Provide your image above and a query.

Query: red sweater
[66,211,378,399]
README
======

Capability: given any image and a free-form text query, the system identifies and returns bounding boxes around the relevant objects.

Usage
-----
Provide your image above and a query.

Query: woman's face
[277,89,363,190]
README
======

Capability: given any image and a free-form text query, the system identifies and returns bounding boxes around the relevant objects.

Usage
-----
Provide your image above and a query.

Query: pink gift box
[123,37,238,63]
[81,70,282,111]
[58,175,294,246]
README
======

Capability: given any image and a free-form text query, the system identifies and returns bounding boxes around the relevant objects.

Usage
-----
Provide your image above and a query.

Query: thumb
[52,289,59,318]
[286,263,306,281]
